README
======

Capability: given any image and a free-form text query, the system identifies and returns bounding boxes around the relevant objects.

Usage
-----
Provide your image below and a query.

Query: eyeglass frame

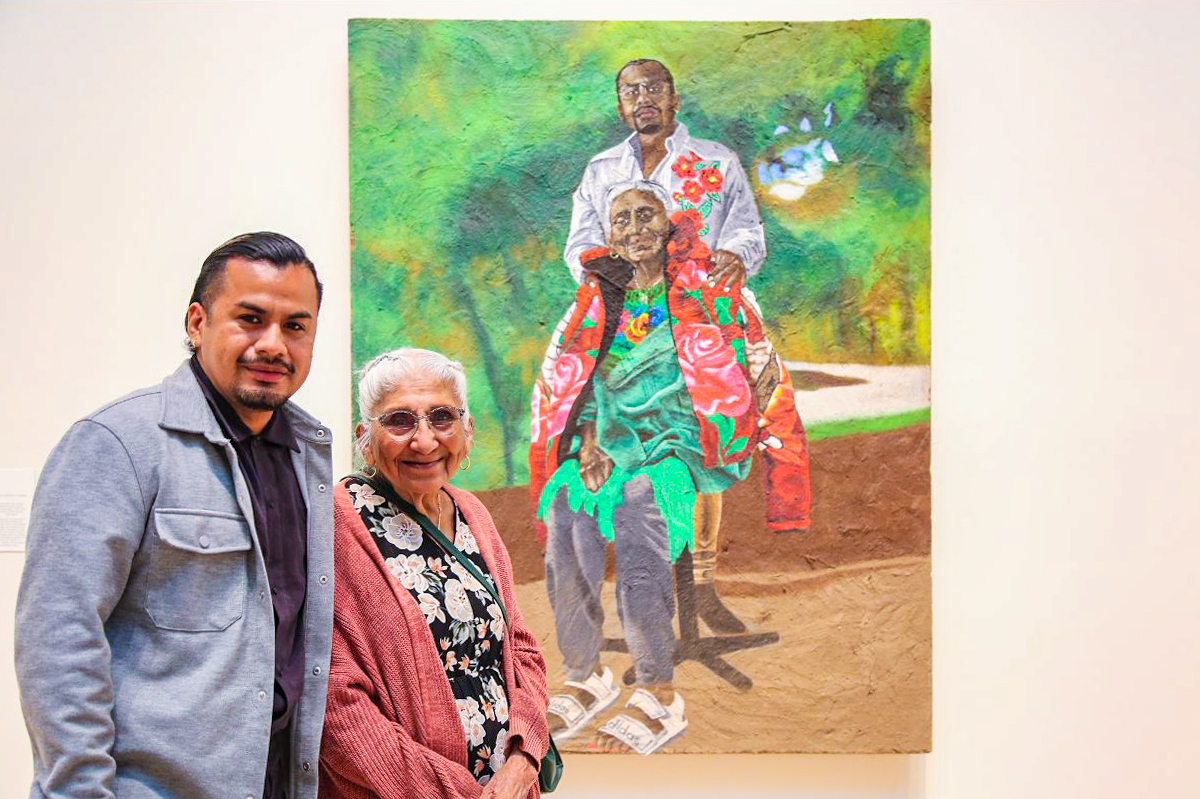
[369,405,467,439]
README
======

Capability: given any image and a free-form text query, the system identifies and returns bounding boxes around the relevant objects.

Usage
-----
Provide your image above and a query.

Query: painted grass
[806,407,930,442]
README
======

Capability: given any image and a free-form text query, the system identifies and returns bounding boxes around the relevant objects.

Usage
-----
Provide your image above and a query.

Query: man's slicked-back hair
[190,231,323,310]
[185,232,323,352]
[615,58,676,94]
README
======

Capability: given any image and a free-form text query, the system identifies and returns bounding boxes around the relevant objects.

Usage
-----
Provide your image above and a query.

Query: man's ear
[185,302,206,352]
[672,92,683,115]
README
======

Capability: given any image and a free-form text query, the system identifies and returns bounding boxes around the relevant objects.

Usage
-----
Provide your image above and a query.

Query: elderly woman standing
[321,348,550,799]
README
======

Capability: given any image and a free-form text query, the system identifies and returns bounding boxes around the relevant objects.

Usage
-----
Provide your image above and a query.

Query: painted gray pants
[545,474,675,686]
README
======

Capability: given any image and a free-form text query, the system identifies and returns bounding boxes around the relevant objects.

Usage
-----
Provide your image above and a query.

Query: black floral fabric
[344,476,511,785]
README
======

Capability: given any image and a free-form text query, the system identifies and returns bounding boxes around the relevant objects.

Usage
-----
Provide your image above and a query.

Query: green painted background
[349,19,931,491]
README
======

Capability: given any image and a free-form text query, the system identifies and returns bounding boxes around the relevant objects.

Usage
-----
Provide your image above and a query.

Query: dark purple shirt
[190,358,306,799]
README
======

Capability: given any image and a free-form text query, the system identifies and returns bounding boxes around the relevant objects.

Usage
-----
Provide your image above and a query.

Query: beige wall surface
[1,1,1197,797]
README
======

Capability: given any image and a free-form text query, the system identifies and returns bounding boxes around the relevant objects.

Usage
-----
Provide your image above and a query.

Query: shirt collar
[623,122,690,168]
[189,356,299,451]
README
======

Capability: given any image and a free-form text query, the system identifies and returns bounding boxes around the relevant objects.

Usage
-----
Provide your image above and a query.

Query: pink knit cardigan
[319,481,550,799]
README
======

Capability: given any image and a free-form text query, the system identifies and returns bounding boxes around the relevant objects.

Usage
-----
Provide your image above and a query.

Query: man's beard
[233,356,295,411]
[233,386,289,411]
[636,120,664,135]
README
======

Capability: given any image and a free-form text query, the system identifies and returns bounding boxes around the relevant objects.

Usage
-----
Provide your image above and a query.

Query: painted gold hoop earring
[361,464,377,478]
[461,456,471,471]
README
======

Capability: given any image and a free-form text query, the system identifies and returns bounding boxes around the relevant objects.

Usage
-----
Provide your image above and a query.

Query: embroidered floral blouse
[343,475,511,785]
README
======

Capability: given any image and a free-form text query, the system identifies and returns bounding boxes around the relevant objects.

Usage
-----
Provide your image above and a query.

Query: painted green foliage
[349,19,930,490]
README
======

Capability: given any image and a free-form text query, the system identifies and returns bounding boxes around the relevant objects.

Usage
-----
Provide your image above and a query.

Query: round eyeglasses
[370,406,465,438]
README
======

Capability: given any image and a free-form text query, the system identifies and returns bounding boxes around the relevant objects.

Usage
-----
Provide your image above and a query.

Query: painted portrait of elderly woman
[349,19,931,755]
[530,181,809,753]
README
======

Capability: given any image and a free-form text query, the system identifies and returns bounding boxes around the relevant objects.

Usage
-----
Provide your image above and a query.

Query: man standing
[563,59,805,634]
[563,58,765,289]
[16,232,334,799]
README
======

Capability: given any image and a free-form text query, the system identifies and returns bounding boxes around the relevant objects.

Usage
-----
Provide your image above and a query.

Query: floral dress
[343,476,511,785]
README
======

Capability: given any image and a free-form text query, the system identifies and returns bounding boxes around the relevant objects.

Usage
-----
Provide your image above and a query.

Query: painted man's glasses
[618,80,670,99]
[371,406,465,438]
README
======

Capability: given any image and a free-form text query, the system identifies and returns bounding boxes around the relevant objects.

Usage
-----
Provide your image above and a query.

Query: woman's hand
[479,749,538,799]
[578,423,614,491]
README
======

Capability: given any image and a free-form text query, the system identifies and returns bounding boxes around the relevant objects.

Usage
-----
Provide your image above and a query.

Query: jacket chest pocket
[146,509,253,631]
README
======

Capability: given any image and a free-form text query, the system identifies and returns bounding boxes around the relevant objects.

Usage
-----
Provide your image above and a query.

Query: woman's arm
[321,621,484,799]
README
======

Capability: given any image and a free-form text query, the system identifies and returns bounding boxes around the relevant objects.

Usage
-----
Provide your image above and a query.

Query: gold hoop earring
[361,464,377,479]
[461,456,471,471]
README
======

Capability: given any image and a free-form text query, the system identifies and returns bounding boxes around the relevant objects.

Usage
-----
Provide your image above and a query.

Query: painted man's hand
[709,249,747,290]
[579,424,614,491]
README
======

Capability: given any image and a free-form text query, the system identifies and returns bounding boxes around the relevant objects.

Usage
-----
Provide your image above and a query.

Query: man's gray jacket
[15,362,334,799]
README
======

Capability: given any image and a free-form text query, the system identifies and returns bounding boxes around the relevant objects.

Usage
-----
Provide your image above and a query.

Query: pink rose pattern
[676,323,752,417]
[529,385,547,441]
[673,258,708,292]
[546,353,591,440]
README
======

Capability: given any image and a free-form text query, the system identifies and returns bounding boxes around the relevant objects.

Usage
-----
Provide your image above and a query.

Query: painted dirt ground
[480,423,931,753]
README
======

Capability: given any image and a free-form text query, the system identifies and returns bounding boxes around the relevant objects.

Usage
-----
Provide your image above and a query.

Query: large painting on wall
[349,18,931,754]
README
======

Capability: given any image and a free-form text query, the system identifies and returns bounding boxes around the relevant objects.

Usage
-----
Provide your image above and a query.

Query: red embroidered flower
[672,150,701,178]
[676,324,752,417]
[681,180,705,203]
[697,166,724,193]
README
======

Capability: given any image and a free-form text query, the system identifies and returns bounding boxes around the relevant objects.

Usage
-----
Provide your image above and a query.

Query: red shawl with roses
[529,210,811,540]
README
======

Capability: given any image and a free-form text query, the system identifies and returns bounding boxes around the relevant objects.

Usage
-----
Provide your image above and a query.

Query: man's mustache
[238,355,295,374]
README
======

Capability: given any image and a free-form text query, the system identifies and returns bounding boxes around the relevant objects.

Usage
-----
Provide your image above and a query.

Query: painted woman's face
[607,189,669,267]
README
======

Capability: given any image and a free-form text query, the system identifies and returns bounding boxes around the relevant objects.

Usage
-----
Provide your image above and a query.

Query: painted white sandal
[596,688,687,755]
[547,666,621,741]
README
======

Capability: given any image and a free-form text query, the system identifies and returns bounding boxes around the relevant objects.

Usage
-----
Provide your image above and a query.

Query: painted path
[784,362,931,425]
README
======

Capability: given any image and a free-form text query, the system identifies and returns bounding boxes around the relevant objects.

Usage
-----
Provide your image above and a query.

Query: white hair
[354,347,471,461]
[600,179,673,238]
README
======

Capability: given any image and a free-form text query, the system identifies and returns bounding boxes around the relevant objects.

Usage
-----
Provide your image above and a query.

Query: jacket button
[319,575,328,585]
[198,535,210,549]
[258,690,267,701]
[312,665,322,676]
[316,428,326,437]
[259,589,266,600]
[318,484,327,493]
[302,762,311,772]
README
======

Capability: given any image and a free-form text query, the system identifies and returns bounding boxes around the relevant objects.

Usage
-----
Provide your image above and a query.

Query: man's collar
[188,356,299,451]
[623,122,690,163]
[666,121,689,149]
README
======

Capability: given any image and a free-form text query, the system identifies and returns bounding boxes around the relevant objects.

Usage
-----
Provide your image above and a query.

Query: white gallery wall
[1,1,1197,796]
